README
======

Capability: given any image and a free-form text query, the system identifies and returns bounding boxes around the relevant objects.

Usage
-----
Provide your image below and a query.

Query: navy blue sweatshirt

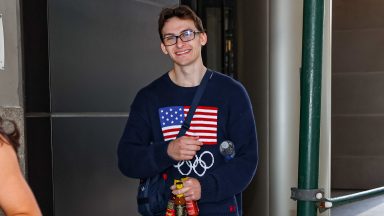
[118,70,258,215]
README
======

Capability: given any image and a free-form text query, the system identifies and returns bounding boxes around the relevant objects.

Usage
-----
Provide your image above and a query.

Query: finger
[185,136,200,140]
[184,192,197,201]
[184,189,193,196]
[183,179,193,187]
[184,189,193,197]
[181,177,189,183]
[182,139,202,146]
[181,150,198,157]
[180,135,199,141]
[173,188,188,196]
[180,155,194,161]
[190,136,204,146]
[185,196,193,201]
[182,144,201,151]
[182,135,201,142]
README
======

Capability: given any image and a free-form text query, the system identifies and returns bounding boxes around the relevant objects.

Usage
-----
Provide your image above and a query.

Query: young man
[118,5,258,215]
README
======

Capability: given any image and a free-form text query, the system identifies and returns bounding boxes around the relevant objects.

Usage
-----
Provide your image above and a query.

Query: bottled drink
[165,196,175,216]
[219,140,235,161]
[181,178,199,216]
[174,180,187,216]
[185,199,199,216]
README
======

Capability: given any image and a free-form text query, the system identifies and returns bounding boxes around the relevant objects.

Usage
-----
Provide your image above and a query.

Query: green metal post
[297,0,324,215]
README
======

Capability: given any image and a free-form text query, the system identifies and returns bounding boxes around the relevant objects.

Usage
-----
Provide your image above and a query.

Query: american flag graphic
[159,106,218,145]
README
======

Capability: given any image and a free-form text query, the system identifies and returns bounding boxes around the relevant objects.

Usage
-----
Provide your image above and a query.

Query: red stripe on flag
[164,135,177,140]
[162,128,181,133]
[184,111,218,116]
[201,141,217,145]
[191,118,217,122]
[184,106,218,110]
[189,124,217,128]
[187,130,217,134]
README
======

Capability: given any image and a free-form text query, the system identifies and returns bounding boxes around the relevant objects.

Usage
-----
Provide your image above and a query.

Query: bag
[137,174,168,215]
[136,70,213,215]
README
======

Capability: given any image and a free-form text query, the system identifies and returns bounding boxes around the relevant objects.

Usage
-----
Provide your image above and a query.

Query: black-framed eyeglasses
[162,29,201,46]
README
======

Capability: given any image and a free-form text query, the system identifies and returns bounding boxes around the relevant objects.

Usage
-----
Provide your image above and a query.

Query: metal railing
[319,187,384,212]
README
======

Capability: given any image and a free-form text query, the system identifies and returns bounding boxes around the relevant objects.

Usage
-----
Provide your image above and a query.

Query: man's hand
[171,177,201,201]
[167,136,203,161]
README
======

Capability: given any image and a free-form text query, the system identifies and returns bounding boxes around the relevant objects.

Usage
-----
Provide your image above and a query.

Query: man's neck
[170,63,207,87]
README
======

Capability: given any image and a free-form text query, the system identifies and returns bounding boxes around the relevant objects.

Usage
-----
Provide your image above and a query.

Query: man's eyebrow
[162,33,176,37]
[163,29,193,36]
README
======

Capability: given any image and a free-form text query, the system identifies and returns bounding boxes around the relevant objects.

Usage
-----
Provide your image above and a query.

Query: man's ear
[160,43,168,55]
[200,32,207,46]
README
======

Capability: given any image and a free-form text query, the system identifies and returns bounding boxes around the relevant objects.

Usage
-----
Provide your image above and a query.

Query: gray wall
[332,0,384,189]
[49,0,175,113]
[0,0,22,107]
[48,0,176,215]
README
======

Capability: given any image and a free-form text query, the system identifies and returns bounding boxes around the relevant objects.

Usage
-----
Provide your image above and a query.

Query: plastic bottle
[181,178,199,216]
[185,199,199,216]
[174,180,187,216]
[165,194,175,216]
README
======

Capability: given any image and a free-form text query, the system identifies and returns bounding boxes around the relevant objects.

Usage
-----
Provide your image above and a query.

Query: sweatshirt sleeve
[199,83,258,202]
[117,90,176,179]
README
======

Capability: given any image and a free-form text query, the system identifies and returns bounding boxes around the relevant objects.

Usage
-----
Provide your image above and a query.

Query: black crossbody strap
[177,70,213,138]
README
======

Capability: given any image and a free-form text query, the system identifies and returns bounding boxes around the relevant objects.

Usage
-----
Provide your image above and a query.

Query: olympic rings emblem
[174,151,215,177]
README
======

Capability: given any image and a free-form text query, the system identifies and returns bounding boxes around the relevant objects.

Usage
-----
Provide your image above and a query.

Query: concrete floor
[331,191,384,216]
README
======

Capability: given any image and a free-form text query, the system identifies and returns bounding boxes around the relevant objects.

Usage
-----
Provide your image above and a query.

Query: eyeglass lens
[163,30,198,46]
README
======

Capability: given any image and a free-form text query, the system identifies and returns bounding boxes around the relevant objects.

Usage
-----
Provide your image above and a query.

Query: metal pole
[297,0,324,215]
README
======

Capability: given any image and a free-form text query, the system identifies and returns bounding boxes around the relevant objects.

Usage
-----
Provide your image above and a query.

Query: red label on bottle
[186,201,198,215]
[166,209,175,216]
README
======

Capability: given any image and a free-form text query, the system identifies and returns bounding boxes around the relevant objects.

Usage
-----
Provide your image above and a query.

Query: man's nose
[176,37,185,48]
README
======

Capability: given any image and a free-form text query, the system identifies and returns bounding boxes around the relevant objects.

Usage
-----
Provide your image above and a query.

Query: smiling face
[160,17,207,68]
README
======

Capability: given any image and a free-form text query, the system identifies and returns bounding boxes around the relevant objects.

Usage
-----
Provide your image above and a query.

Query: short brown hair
[0,117,20,151]
[158,5,205,41]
